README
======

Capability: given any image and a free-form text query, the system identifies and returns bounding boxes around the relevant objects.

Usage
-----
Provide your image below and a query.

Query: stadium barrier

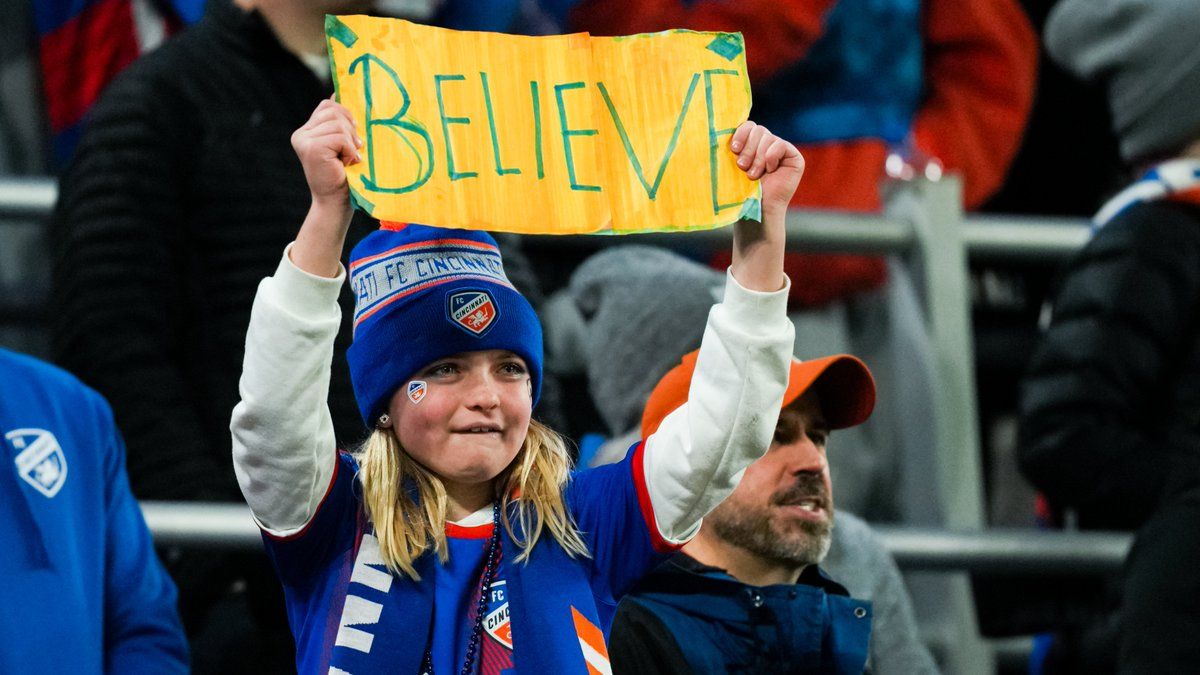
[140,500,1130,573]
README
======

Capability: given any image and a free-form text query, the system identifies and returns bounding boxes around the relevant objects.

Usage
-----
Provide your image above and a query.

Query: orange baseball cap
[641,350,877,437]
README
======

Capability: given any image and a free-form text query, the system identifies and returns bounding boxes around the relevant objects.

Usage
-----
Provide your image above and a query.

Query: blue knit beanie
[346,224,543,426]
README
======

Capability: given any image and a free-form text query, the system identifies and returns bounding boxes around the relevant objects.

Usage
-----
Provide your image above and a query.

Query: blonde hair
[354,419,590,579]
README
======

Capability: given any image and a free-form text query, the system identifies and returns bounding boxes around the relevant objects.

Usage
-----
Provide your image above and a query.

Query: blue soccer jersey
[429,521,513,675]
[263,445,674,674]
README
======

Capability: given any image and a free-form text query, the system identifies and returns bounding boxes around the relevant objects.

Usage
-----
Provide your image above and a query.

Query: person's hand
[728,122,802,293]
[291,97,362,211]
[289,98,363,278]
[729,121,804,216]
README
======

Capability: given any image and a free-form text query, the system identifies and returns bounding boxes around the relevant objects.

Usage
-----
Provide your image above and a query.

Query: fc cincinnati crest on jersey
[483,580,513,649]
[447,289,500,336]
[6,428,68,498]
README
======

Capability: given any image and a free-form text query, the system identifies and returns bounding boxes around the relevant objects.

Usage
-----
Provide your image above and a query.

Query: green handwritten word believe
[348,54,745,214]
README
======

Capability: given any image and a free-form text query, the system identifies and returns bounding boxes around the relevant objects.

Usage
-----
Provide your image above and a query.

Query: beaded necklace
[420,500,503,675]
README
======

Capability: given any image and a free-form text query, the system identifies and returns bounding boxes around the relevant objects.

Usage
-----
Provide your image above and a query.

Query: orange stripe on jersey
[1170,185,1200,208]
[570,606,612,675]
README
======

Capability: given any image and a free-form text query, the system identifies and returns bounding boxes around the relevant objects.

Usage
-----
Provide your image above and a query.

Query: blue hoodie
[0,348,188,673]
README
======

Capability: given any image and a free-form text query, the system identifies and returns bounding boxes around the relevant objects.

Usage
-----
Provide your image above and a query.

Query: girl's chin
[437,463,509,487]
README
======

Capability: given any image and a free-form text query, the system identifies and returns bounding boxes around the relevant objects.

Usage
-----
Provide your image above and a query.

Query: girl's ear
[377,413,392,429]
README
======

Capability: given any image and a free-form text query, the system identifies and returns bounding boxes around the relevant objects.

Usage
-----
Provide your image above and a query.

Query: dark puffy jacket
[1018,200,1200,530]
[609,553,872,674]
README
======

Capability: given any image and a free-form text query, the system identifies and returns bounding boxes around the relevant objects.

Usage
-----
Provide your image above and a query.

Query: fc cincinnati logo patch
[407,381,427,404]
[484,580,512,649]
[447,289,500,336]
[6,428,68,498]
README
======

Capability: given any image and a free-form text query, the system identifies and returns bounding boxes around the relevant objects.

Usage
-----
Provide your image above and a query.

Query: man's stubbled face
[705,391,834,567]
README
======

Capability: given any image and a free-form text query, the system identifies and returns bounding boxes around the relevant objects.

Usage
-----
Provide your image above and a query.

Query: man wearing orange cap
[608,349,932,674]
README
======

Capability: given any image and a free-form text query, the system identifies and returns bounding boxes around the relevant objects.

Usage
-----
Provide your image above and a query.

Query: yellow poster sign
[326,16,758,235]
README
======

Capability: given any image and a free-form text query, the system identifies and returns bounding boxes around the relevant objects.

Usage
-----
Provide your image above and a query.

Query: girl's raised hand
[729,121,804,216]
[728,122,803,293]
[291,97,362,210]
[289,98,363,279]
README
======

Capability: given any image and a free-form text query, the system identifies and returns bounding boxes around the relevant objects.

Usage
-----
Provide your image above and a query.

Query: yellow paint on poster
[326,16,758,235]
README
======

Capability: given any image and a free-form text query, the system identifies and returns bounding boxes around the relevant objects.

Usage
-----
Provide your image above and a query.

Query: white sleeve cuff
[722,268,791,325]
[268,243,346,320]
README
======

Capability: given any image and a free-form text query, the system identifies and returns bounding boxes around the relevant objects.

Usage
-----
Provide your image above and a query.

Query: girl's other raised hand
[729,121,804,216]
[728,122,803,293]
[289,98,363,279]
[292,97,362,212]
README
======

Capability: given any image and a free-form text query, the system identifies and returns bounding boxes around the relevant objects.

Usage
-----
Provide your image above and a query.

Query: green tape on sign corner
[327,16,359,49]
[706,33,744,61]
[737,196,762,223]
[350,185,375,214]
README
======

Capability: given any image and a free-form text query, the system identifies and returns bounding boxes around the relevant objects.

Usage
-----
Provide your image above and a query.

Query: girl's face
[386,349,532,490]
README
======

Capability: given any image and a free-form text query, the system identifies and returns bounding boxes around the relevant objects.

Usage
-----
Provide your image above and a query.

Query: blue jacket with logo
[0,348,188,674]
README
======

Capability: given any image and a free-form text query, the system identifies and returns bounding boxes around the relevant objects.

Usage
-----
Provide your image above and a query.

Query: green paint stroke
[530,81,544,180]
[597,73,699,201]
[704,68,742,215]
[435,74,477,181]
[350,53,434,194]
[607,216,742,236]
[326,15,359,49]
[554,82,601,192]
[480,72,520,176]
[706,33,744,61]
[324,21,343,96]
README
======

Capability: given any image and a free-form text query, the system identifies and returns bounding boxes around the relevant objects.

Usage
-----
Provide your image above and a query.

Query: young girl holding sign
[231,97,803,674]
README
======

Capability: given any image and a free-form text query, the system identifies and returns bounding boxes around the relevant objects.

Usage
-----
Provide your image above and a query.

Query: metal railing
[1,176,1090,259]
[139,501,1131,574]
[877,526,1128,575]
[0,177,56,218]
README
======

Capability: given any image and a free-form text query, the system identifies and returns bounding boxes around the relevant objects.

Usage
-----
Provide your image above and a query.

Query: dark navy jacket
[610,553,872,674]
